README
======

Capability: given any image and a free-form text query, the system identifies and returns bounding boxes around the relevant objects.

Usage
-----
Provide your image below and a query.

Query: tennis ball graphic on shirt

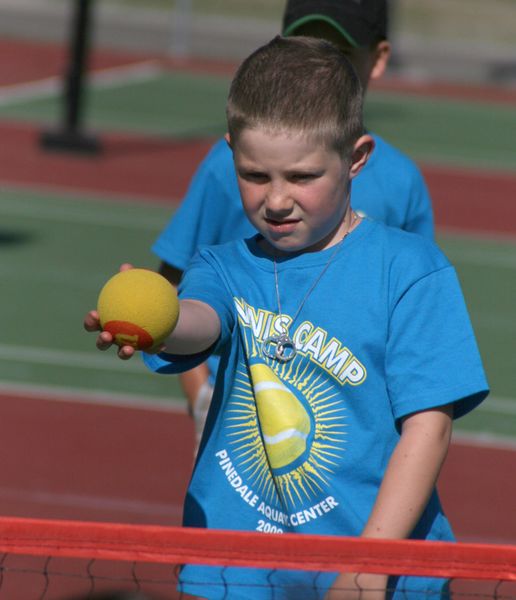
[97,269,179,350]
[250,363,311,470]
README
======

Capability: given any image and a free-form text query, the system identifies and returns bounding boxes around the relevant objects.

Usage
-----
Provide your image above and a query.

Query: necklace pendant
[262,333,296,363]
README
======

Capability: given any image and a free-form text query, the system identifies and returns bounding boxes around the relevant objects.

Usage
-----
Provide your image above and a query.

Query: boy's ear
[370,40,391,81]
[349,134,375,179]
[224,133,232,148]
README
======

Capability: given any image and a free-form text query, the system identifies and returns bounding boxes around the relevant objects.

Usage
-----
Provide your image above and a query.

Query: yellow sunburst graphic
[226,356,347,509]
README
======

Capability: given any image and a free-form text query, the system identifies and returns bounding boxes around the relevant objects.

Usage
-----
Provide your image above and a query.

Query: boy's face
[229,127,356,255]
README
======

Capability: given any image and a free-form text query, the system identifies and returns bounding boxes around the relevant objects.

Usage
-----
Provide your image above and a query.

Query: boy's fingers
[117,345,136,360]
[96,330,115,350]
[95,332,136,360]
[85,305,137,359]
[84,310,101,332]
[84,308,136,359]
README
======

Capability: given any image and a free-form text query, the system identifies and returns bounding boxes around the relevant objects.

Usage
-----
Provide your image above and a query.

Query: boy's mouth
[264,217,300,233]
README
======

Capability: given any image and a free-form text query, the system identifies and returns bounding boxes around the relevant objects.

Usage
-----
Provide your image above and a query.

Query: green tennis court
[0,65,515,440]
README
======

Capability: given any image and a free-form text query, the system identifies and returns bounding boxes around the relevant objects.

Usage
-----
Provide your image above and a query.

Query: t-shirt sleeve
[151,141,234,271]
[386,265,489,422]
[178,249,236,342]
[142,344,216,375]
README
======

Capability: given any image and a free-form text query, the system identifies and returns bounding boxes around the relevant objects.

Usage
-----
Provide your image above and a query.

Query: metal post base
[40,129,102,155]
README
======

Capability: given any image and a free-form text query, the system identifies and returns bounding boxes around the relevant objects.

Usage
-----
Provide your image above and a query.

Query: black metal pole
[66,0,91,131]
[40,0,101,154]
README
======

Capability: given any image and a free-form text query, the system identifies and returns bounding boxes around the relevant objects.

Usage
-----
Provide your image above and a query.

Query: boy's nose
[265,184,293,214]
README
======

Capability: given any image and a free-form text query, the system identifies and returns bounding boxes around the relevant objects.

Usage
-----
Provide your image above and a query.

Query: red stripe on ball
[103,320,154,349]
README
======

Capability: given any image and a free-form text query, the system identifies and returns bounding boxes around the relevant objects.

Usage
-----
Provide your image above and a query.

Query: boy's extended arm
[85,298,220,360]
[159,260,211,415]
[163,299,220,355]
[326,404,453,600]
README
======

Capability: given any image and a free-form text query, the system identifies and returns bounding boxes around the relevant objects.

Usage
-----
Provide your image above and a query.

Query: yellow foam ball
[97,269,179,350]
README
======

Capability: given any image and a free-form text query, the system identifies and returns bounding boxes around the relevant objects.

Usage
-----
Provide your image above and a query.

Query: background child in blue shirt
[154,0,436,451]
[86,36,488,599]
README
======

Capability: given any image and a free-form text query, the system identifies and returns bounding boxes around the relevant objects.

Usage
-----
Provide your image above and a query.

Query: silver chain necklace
[262,212,358,363]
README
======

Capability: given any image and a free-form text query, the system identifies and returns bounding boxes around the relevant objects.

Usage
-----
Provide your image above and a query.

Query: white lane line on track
[0,486,183,518]
[0,343,149,372]
[476,396,516,416]
[0,60,163,106]
[0,380,186,414]
[452,430,516,451]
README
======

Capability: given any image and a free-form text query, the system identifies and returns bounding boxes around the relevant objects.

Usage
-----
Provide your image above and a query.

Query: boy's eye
[240,171,269,183]
[289,173,318,183]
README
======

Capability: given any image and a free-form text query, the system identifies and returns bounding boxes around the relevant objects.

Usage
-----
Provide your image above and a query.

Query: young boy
[154,0,435,451]
[86,37,488,599]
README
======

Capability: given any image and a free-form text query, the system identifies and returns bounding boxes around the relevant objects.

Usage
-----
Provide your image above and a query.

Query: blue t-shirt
[145,220,488,599]
[152,135,434,382]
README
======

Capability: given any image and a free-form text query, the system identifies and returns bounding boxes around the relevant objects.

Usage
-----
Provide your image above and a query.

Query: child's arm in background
[84,298,221,361]
[326,404,453,600]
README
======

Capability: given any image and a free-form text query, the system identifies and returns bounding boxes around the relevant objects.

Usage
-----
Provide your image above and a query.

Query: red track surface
[0,392,191,526]
[0,391,515,545]
[0,120,214,203]
[424,165,516,237]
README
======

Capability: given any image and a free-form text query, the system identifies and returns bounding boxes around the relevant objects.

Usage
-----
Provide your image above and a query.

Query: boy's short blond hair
[226,36,364,157]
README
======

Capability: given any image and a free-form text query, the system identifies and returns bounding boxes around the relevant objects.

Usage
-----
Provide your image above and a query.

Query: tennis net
[0,516,514,599]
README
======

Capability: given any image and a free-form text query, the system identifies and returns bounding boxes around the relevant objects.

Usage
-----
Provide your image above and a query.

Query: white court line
[452,429,516,451]
[0,380,187,414]
[0,486,183,519]
[0,343,515,416]
[0,60,163,106]
[477,396,516,416]
[0,343,149,372]
[0,380,186,414]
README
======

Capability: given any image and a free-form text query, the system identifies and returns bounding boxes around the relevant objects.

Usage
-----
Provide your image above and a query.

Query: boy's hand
[325,572,387,600]
[83,309,136,360]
